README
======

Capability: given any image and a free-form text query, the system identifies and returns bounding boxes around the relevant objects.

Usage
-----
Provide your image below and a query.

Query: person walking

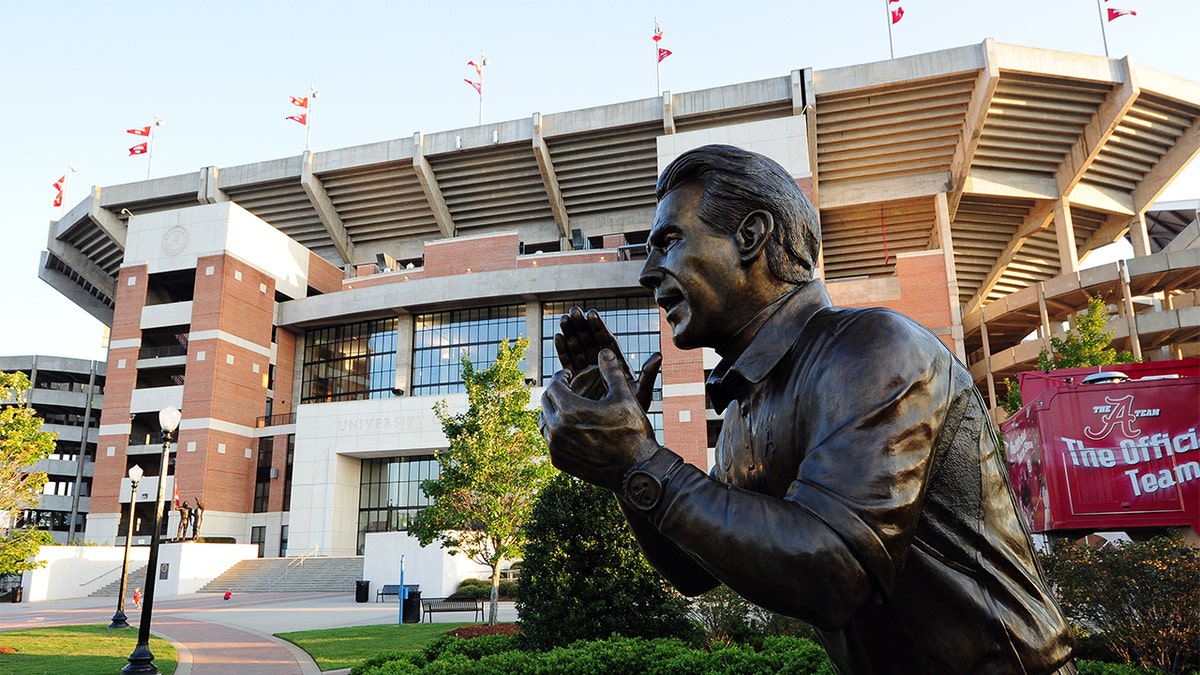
[132,586,142,609]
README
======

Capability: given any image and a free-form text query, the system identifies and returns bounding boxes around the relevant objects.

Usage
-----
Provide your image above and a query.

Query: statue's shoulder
[808,305,943,354]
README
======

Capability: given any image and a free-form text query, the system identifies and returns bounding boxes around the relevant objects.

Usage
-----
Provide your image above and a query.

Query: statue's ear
[737,210,772,263]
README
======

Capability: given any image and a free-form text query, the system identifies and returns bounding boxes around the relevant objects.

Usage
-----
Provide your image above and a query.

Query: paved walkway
[0,591,517,674]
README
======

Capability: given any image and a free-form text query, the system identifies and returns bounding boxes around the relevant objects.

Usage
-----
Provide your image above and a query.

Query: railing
[138,344,188,360]
[267,544,319,591]
[256,412,297,428]
[80,563,126,587]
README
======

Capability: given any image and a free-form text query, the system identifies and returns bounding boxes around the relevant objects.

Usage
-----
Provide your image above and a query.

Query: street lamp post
[108,464,144,629]
[123,406,180,675]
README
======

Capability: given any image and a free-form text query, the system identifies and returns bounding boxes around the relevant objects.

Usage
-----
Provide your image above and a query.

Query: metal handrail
[267,544,319,591]
[256,412,297,428]
[138,344,188,360]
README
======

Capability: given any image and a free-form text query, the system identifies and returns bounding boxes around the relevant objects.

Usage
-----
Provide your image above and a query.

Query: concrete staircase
[197,556,364,593]
[89,564,150,598]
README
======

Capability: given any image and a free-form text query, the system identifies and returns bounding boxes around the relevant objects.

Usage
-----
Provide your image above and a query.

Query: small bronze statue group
[174,497,204,541]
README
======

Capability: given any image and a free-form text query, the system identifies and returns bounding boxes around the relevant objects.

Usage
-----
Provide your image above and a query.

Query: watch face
[626,471,662,511]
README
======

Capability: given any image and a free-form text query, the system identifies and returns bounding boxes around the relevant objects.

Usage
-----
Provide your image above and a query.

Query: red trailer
[1002,359,1199,535]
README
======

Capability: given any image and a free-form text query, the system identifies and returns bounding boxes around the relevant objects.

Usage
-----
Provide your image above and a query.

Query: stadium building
[39,40,1199,559]
[0,355,104,545]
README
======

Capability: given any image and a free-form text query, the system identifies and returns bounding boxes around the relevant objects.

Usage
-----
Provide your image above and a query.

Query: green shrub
[517,474,697,650]
[1040,535,1199,675]
[690,585,820,647]
[352,650,419,675]
[451,577,519,600]
[1076,661,1166,675]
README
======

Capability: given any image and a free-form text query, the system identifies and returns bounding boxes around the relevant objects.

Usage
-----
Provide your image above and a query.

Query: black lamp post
[123,406,180,675]
[108,464,143,629]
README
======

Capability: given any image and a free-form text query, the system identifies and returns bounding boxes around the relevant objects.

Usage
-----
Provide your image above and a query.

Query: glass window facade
[541,297,664,441]
[358,455,438,555]
[411,305,524,396]
[253,437,272,513]
[301,318,398,403]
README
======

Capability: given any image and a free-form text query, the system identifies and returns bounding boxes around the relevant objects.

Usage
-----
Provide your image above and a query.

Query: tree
[1040,536,1199,674]
[0,371,57,577]
[1037,295,1136,371]
[410,338,554,625]
[517,473,697,650]
[1001,295,1137,416]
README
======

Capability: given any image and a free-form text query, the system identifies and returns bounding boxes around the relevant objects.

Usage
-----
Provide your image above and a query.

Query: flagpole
[307,84,318,152]
[146,114,162,180]
[60,163,79,217]
[655,18,661,95]
[478,51,486,126]
[1095,0,1110,57]
[886,1,895,59]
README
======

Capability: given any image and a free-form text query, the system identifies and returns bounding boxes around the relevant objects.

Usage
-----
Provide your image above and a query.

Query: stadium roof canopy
[42,40,1200,337]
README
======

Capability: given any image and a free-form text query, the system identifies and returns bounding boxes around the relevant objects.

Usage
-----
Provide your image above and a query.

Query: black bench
[376,584,418,602]
[421,596,485,622]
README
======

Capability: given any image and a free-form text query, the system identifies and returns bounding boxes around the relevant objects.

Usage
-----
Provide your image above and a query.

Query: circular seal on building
[161,225,190,256]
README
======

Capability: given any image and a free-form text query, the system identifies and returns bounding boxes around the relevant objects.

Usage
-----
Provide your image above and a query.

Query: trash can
[355,580,370,603]
[402,586,421,623]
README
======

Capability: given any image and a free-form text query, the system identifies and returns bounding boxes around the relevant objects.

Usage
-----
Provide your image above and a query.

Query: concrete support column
[524,302,543,384]
[933,192,965,360]
[1118,260,1143,361]
[980,317,998,423]
[1128,211,1152,258]
[1053,200,1079,275]
[394,314,413,396]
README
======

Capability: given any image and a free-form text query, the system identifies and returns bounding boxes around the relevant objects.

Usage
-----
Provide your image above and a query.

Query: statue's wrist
[621,446,684,513]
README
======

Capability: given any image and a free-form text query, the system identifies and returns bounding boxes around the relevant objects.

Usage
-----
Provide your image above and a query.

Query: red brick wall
[425,232,519,277]
[92,265,150,513]
[179,254,275,515]
[840,251,956,351]
[307,252,344,295]
[657,310,708,469]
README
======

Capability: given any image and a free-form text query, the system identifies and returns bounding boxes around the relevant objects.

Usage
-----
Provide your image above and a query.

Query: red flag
[129,142,148,156]
[464,79,482,95]
[286,113,307,125]
[52,175,65,207]
[891,7,904,23]
[467,60,483,77]
[1107,8,1136,20]
[657,47,672,63]
[127,126,151,136]
[290,96,308,108]
[653,21,663,42]
[173,483,180,509]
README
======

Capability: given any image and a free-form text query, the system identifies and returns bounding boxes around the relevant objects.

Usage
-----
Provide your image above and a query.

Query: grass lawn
[277,622,472,671]
[0,624,177,675]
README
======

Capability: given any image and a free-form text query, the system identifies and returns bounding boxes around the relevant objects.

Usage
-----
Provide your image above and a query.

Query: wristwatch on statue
[622,450,685,513]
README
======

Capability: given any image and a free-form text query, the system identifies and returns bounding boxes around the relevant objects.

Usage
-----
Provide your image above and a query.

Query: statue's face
[639,183,745,350]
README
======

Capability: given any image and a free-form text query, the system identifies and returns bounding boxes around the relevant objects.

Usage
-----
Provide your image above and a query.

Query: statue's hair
[656,144,820,284]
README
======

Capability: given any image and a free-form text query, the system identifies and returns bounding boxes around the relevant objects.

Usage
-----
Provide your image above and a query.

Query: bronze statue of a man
[540,144,1074,674]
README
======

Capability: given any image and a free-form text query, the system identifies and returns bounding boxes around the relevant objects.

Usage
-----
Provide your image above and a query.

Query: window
[357,455,438,554]
[411,305,524,396]
[542,297,664,441]
[251,525,266,558]
[301,318,398,403]
[253,438,273,513]
[279,524,289,557]
[282,435,295,512]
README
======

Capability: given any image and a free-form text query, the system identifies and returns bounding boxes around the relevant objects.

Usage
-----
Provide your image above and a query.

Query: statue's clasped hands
[539,308,663,492]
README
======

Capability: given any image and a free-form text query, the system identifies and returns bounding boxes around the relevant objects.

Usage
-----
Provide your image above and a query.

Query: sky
[1,0,1197,363]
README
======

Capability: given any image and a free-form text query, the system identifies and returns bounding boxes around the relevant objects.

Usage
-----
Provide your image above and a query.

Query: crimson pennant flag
[127,126,151,136]
[129,142,148,156]
[290,96,309,108]
[464,79,482,95]
[52,175,65,207]
[468,60,483,77]
[891,6,905,24]
[1107,7,1137,20]
[286,113,307,125]
[653,21,663,42]
[173,483,180,509]
[657,47,672,63]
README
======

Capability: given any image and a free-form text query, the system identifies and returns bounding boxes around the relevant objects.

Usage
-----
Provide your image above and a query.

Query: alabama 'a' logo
[1084,394,1141,441]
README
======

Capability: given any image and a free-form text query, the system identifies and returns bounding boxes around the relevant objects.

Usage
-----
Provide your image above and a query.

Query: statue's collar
[705,280,832,413]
